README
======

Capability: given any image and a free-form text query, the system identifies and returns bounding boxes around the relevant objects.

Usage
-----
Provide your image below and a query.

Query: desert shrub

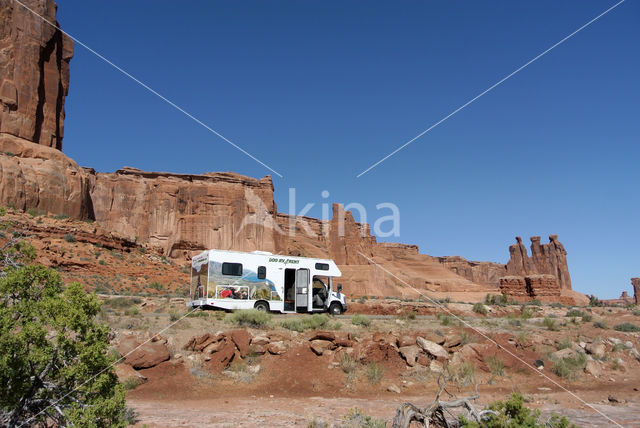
[340,353,358,375]
[63,233,76,243]
[588,295,603,307]
[460,393,577,428]
[437,313,452,326]
[125,306,139,316]
[520,306,535,319]
[122,378,140,390]
[351,313,371,327]
[281,314,329,332]
[307,417,329,428]
[0,266,127,426]
[52,214,69,220]
[366,362,384,384]
[329,321,343,330]
[400,310,417,321]
[448,362,476,386]
[485,293,508,306]
[556,337,572,350]
[472,302,487,316]
[148,281,164,291]
[552,353,586,380]
[543,316,559,331]
[0,207,5,217]
[228,309,272,328]
[27,208,44,217]
[342,408,386,428]
[485,355,505,377]
[104,296,136,309]
[614,322,640,332]
[632,307,640,316]
[565,309,592,322]
[168,309,182,321]
[593,321,608,329]
[98,259,106,265]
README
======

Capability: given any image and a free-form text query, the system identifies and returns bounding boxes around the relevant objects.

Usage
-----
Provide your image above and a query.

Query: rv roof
[204,249,334,263]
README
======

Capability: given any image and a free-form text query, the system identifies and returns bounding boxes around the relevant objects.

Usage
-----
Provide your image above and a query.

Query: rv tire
[254,301,270,312]
[329,302,343,315]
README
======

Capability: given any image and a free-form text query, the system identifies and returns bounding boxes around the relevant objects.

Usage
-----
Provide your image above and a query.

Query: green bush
[485,355,505,377]
[632,308,640,316]
[366,361,384,384]
[565,309,592,322]
[342,408,386,428]
[122,378,140,390]
[351,313,371,327]
[228,309,272,328]
[593,321,608,329]
[552,353,586,380]
[168,309,182,321]
[0,266,127,426]
[520,306,534,319]
[543,316,560,331]
[448,362,476,386]
[614,322,640,332]
[0,207,5,216]
[281,314,329,332]
[472,302,487,316]
[588,295,603,307]
[459,393,577,428]
[485,293,508,306]
[63,233,76,243]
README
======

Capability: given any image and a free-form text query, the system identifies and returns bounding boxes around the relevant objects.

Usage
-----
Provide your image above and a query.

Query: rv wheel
[329,303,343,315]
[254,301,269,312]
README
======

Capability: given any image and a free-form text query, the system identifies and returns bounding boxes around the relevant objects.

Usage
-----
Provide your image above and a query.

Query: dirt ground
[100,298,640,427]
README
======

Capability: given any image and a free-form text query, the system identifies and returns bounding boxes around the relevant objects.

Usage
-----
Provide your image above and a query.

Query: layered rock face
[0,0,73,149]
[88,167,278,257]
[633,278,640,305]
[0,0,583,303]
[506,235,572,290]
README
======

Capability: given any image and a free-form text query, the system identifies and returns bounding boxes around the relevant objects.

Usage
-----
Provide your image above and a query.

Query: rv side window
[222,262,243,276]
[257,266,266,279]
[315,263,329,271]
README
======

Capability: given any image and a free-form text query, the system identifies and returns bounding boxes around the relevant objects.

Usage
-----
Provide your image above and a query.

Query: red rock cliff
[506,235,572,290]
[0,0,73,149]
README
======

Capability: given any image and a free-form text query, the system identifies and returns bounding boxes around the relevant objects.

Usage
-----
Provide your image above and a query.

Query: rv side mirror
[337,284,343,292]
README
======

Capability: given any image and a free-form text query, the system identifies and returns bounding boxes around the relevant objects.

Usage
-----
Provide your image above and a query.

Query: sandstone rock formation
[0,0,73,149]
[0,0,583,304]
[633,278,640,305]
[506,235,572,289]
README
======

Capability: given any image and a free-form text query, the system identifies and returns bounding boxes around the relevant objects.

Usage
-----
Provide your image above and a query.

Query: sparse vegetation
[552,353,586,380]
[228,309,272,328]
[543,316,560,331]
[448,361,476,386]
[459,393,577,428]
[485,293,508,306]
[588,295,603,307]
[123,377,140,390]
[472,302,487,316]
[366,361,384,384]
[437,313,452,326]
[0,207,5,217]
[342,408,386,428]
[614,322,640,332]
[485,355,505,377]
[565,309,592,322]
[351,313,371,327]
[520,306,535,319]
[281,314,330,332]
[63,233,77,243]
[593,321,608,329]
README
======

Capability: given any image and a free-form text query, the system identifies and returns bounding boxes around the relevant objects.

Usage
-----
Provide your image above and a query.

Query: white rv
[187,249,347,314]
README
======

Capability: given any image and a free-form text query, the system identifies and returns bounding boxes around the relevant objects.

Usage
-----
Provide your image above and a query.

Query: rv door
[295,268,310,310]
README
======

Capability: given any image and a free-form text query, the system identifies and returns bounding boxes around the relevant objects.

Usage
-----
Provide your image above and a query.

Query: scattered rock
[118,336,170,369]
[416,337,449,361]
[397,336,416,347]
[228,330,252,356]
[551,348,576,360]
[268,341,287,355]
[398,345,420,367]
[584,360,601,378]
[251,335,270,346]
[310,331,336,342]
[310,339,334,356]
[115,363,147,386]
[429,360,444,373]
[586,342,606,359]
[387,384,401,394]
[533,359,544,370]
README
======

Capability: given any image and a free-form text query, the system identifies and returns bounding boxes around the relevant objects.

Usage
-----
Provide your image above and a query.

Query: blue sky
[58,1,639,298]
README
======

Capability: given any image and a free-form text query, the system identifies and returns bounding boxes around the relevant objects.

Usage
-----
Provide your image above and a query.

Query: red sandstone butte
[0,0,73,150]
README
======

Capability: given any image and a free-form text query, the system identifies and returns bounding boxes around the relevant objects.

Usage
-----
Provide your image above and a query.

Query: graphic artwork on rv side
[207,261,281,301]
